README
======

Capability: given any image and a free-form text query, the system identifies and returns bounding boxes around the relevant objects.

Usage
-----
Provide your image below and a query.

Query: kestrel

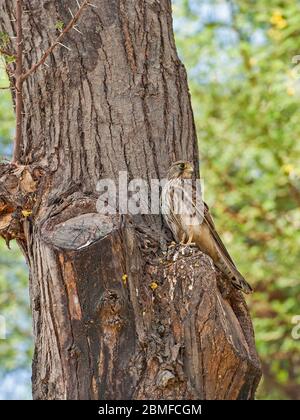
[162,161,253,294]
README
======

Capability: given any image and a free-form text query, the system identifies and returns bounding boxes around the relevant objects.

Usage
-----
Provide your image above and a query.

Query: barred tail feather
[216,254,253,295]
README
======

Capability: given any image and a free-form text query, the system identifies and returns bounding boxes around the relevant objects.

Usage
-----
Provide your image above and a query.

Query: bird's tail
[216,257,253,295]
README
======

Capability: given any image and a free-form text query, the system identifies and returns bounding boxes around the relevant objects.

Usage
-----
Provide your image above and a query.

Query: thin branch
[11,0,89,163]
[21,0,89,82]
[13,0,23,163]
[0,86,11,90]
[57,42,71,51]
[73,26,83,35]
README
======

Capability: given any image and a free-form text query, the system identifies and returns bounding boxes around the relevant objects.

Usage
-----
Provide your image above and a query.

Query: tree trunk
[0,0,261,400]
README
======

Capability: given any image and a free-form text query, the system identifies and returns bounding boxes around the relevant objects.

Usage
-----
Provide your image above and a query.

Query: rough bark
[0,0,261,400]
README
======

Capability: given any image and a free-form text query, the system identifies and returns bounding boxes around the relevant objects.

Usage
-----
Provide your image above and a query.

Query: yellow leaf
[22,210,32,217]
[122,274,128,284]
[287,86,295,96]
[270,10,287,29]
[282,164,294,175]
[150,282,158,291]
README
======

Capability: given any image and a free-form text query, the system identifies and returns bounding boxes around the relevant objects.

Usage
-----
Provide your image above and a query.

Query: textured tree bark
[0,0,261,399]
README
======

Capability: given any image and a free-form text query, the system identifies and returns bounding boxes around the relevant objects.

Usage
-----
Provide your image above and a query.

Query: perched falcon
[162,160,253,294]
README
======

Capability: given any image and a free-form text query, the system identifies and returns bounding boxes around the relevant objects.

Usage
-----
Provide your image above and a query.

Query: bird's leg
[185,227,197,247]
[181,229,197,248]
[179,231,188,246]
[185,238,197,247]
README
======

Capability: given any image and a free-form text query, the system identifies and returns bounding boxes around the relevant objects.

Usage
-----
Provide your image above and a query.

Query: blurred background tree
[0,0,299,400]
[0,60,31,399]
[173,0,300,400]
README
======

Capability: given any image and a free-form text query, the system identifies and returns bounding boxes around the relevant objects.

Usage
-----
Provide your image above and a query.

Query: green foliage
[174,0,300,400]
[3,56,16,64]
[0,59,15,152]
[55,20,65,31]
[0,31,10,48]
[0,242,32,375]
[0,64,32,399]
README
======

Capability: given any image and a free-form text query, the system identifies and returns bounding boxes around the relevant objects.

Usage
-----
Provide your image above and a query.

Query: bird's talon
[188,242,197,248]
[180,242,196,248]
[168,242,177,248]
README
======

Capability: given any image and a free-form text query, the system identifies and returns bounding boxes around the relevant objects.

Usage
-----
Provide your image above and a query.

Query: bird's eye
[178,163,185,170]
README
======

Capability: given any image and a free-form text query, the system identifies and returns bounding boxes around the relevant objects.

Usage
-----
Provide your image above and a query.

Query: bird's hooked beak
[183,162,194,178]
[185,163,194,174]
[168,161,195,179]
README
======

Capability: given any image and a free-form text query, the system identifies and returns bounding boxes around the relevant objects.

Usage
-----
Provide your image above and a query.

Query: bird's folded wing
[203,202,237,268]
[170,184,238,269]
[187,190,238,269]
[188,195,252,294]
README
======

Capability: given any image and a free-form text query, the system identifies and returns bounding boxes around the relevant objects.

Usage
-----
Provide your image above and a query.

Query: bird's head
[167,161,194,180]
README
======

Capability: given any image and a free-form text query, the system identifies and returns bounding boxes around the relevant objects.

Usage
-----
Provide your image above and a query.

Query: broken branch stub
[31,213,261,399]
